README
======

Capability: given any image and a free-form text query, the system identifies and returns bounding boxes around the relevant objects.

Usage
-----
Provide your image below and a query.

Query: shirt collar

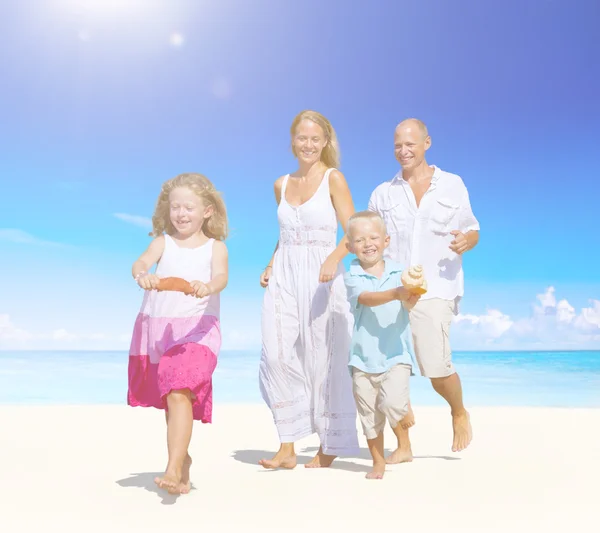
[391,165,442,186]
[349,258,403,280]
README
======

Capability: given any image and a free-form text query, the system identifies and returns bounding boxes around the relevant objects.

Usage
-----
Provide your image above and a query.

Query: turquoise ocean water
[1,350,599,408]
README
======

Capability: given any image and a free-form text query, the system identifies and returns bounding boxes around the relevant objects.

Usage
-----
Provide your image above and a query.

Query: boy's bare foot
[305,447,336,468]
[452,410,472,452]
[154,469,181,494]
[178,455,192,494]
[366,462,386,480]
[400,406,415,430]
[385,447,413,464]
[259,451,297,470]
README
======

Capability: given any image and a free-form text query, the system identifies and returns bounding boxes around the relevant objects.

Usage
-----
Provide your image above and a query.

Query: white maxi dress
[259,168,359,456]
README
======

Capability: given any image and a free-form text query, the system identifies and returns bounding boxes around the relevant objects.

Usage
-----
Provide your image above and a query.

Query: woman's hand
[260,266,272,288]
[319,256,339,283]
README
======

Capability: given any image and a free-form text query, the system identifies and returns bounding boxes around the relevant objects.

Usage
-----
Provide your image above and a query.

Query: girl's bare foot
[178,455,192,494]
[259,448,297,470]
[385,447,413,464]
[305,446,336,468]
[154,469,181,494]
[366,461,386,480]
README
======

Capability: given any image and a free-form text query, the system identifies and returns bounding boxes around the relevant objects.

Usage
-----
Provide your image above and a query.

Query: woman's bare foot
[259,448,297,470]
[366,461,386,480]
[305,447,336,468]
[400,406,415,430]
[452,410,472,452]
[178,455,192,494]
[385,447,413,464]
[154,469,181,494]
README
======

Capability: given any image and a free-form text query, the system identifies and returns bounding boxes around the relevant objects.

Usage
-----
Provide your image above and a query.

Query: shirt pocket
[429,197,459,234]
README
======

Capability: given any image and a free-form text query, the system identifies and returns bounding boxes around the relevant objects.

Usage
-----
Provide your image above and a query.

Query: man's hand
[449,230,469,254]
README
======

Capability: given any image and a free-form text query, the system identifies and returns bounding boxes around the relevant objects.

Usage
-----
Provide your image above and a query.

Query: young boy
[344,210,421,480]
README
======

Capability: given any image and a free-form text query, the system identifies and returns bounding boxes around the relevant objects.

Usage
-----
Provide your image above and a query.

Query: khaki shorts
[409,298,456,378]
[351,364,411,440]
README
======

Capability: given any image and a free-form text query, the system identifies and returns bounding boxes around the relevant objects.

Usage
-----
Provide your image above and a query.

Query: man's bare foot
[305,447,336,468]
[259,451,297,470]
[452,410,472,452]
[154,469,181,494]
[366,462,386,480]
[385,447,413,464]
[178,455,192,494]
[400,406,415,430]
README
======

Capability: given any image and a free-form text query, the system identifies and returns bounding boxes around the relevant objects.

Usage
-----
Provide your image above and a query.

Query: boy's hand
[404,292,421,310]
[394,287,414,302]
[190,280,211,298]
[395,287,421,310]
[137,273,160,290]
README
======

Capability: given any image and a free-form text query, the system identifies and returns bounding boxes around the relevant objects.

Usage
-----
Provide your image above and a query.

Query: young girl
[128,172,228,495]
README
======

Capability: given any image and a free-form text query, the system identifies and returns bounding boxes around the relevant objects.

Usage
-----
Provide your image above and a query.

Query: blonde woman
[128,173,229,494]
[259,111,359,469]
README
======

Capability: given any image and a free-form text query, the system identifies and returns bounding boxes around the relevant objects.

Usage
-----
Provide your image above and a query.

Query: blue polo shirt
[344,259,418,375]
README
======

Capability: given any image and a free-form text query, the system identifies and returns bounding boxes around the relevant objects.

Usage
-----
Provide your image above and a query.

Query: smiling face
[292,119,328,165]
[347,217,389,267]
[394,120,431,170]
[168,186,212,237]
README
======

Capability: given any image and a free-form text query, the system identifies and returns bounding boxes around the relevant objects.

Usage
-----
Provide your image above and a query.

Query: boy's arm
[358,286,418,307]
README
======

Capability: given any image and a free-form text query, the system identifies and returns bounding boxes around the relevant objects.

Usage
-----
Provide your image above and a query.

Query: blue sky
[1,0,599,351]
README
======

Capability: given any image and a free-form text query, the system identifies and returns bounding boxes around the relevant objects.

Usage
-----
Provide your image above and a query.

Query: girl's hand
[319,256,339,283]
[190,280,211,298]
[137,272,160,290]
[260,266,272,288]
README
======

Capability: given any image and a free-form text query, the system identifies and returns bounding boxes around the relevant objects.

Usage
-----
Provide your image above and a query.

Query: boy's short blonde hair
[347,210,387,237]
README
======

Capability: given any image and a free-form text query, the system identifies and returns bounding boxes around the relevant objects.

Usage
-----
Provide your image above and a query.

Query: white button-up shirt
[368,166,479,309]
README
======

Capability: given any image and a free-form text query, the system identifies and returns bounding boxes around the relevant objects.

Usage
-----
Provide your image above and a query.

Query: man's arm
[449,186,480,255]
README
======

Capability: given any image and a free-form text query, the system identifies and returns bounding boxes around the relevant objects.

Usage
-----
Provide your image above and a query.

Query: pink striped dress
[128,234,221,423]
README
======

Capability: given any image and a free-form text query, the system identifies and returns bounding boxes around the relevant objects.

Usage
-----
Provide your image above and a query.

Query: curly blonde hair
[149,173,228,240]
[290,110,341,169]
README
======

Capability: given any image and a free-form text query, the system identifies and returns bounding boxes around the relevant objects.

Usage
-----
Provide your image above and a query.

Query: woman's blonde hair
[290,110,340,169]
[149,173,228,240]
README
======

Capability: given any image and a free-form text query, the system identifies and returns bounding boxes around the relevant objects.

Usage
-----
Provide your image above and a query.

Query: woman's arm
[319,169,356,282]
[260,177,284,287]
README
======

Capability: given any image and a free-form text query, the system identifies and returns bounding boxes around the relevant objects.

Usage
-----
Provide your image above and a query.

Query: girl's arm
[320,169,355,282]
[206,240,228,295]
[131,236,165,280]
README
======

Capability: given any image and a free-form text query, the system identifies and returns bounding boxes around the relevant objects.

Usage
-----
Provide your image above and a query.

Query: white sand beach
[1,404,598,532]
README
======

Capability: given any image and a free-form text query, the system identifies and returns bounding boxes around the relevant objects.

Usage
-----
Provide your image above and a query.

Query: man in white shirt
[368,118,479,454]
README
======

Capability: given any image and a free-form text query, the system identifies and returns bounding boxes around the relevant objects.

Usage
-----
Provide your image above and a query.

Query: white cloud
[453,286,600,350]
[454,309,514,340]
[0,229,67,247]
[0,314,33,343]
[52,329,78,342]
[0,314,129,351]
[113,213,152,229]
